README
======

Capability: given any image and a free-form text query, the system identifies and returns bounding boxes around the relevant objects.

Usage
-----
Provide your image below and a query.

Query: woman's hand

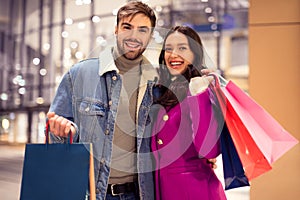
[200,68,214,76]
[207,158,218,169]
[189,76,214,96]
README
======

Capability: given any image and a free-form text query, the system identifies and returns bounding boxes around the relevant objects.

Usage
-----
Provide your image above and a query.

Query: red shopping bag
[210,74,272,180]
[224,81,298,164]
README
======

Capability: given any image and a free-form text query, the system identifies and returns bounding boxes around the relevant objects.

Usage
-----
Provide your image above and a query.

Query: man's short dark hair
[117,1,157,31]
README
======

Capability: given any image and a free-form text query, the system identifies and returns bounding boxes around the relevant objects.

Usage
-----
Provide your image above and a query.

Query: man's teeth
[126,42,139,48]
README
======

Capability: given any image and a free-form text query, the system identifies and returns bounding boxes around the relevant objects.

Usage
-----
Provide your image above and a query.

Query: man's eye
[139,28,148,33]
[123,26,131,30]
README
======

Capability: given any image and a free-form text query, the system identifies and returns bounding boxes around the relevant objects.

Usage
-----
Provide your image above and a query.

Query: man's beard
[116,40,146,60]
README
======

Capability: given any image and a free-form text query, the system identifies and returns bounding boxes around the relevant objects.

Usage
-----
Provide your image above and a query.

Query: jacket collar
[98,46,119,76]
[98,46,158,82]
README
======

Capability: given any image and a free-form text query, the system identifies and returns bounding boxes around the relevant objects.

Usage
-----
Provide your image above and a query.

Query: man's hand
[47,112,76,137]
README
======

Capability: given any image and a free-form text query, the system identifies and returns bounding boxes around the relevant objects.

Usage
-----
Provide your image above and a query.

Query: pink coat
[151,89,227,200]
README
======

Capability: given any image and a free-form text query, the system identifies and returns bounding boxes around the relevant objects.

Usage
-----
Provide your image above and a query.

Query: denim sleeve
[48,71,79,143]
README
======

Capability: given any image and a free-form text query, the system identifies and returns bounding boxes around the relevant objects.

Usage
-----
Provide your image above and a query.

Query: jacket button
[162,114,169,121]
[96,188,100,194]
[108,100,112,106]
[112,76,117,81]
[105,129,109,135]
[157,139,163,145]
[85,107,90,112]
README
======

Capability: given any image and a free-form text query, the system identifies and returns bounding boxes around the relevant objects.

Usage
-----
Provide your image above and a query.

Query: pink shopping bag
[224,80,298,164]
[211,75,272,180]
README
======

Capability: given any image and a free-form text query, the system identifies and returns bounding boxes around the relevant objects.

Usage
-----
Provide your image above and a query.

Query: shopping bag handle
[208,72,228,87]
[45,121,73,144]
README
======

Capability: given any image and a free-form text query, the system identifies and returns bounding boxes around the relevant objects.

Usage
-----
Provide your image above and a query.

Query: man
[47,2,157,200]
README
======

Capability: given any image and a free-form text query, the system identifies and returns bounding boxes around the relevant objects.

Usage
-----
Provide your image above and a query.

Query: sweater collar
[113,46,143,74]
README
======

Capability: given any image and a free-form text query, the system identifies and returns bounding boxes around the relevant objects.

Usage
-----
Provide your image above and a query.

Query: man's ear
[114,25,118,35]
[150,31,154,38]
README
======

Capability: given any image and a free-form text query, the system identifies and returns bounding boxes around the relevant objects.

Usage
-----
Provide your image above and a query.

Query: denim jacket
[49,47,158,200]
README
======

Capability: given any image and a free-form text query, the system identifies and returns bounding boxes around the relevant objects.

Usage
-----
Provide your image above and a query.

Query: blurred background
[0,0,249,145]
[0,0,299,200]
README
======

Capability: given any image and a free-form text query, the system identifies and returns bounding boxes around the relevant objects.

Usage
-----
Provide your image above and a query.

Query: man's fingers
[53,116,63,136]
[64,122,75,135]
[56,116,71,137]
[47,113,73,137]
[47,112,55,119]
[48,114,59,135]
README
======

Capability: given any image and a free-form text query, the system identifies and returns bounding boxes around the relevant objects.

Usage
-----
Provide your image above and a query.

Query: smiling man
[115,13,152,60]
[46,1,157,200]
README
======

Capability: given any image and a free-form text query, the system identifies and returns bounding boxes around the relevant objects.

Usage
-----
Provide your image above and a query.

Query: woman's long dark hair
[154,26,206,108]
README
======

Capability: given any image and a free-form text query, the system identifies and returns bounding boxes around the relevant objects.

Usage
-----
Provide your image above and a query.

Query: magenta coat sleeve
[187,87,222,159]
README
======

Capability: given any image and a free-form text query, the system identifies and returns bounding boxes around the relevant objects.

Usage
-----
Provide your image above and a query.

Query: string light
[36,97,44,104]
[92,16,101,23]
[77,22,86,29]
[40,69,47,76]
[65,18,73,25]
[18,87,26,95]
[61,31,69,38]
[112,9,118,16]
[43,43,50,51]
[33,58,40,65]
[2,118,10,130]
[0,93,8,101]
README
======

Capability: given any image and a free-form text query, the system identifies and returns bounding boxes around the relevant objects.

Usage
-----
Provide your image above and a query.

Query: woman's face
[164,32,195,76]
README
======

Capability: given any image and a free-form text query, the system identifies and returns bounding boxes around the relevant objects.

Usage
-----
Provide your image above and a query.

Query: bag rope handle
[208,72,228,88]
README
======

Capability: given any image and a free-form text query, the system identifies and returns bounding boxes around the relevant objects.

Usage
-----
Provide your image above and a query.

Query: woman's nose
[169,49,179,57]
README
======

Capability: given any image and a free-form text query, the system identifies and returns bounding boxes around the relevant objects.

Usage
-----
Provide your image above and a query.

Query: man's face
[115,13,152,60]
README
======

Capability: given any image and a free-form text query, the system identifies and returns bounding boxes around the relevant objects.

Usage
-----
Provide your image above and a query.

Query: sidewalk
[0,143,25,200]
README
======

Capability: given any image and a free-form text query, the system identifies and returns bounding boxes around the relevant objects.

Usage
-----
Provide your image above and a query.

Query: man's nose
[129,29,139,38]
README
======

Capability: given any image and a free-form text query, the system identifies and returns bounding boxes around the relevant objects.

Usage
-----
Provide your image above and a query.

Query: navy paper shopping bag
[20,123,95,200]
[221,124,250,190]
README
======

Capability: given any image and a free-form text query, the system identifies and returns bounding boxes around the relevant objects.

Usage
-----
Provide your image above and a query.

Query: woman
[151,26,226,200]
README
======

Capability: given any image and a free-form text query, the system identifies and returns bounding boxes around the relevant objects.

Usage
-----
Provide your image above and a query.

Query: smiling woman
[152,25,226,200]
[156,26,206,106]
[163,32,195,75]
